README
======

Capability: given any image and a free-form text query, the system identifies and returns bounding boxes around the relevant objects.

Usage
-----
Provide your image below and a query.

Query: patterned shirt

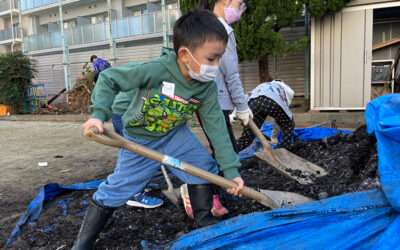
[93,58,112,83]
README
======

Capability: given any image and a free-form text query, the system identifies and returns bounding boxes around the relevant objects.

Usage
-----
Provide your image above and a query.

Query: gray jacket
[215,17,249,112]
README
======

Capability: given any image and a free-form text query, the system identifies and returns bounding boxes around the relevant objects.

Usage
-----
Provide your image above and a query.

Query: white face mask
[185,48,218,82]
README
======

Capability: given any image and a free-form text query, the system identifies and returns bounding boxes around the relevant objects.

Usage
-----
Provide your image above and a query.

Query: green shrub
[0,52,37,113]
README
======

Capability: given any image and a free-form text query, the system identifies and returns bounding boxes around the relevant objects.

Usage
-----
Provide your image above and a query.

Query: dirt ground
[1,120,372,249]
[0,121,117,246]
[0,120,222,248]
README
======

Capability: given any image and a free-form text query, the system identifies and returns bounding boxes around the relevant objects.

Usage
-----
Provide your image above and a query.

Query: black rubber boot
[72,198,115,250]
[188,184,219,227]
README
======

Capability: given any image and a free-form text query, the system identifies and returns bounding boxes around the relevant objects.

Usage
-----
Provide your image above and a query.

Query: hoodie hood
[158,47,187,82]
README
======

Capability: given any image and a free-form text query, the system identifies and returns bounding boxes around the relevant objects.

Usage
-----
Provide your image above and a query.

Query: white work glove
[229,113,236,125]
[236,108,253,126]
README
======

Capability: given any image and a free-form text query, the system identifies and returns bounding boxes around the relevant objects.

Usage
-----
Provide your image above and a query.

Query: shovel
[160,165,181,207]
[247,120,328,185]
[86,127,279,209]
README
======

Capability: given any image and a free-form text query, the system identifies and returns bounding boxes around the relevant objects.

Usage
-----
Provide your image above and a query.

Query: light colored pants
[93,124,219,207]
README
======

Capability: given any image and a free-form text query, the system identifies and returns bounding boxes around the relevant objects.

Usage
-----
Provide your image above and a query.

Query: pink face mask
[224,4,243,24]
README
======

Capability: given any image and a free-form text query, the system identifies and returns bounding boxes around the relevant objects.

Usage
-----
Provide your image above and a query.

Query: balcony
[20,0,95,14]
[0,27,23,45]
[21,0,61,11]
[0,0,19,16]
[23,8,180,52]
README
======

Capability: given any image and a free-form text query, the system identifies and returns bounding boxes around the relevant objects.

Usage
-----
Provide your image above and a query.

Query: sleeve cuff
[222,167,240,180]
[235,102,249,112]
[91,111,107,122]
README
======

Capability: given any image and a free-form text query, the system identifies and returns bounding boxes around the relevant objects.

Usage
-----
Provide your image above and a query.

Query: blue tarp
[148,94,400,249]
[7,180,104,243]
[8,94,400,249]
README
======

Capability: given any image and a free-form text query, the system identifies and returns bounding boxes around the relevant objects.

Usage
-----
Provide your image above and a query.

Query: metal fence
[12,0,181,103]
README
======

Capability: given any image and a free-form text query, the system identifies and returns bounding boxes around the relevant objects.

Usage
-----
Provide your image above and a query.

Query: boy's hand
[227,177,244,197]
[83,118,104,136]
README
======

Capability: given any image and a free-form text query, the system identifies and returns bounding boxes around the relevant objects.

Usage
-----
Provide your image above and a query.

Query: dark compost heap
[6,125,379,249]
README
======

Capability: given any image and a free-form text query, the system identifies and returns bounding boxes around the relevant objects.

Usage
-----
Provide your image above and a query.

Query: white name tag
[162,81,175,97]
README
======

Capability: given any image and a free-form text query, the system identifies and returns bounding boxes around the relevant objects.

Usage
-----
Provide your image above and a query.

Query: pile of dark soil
[5,125,379,249]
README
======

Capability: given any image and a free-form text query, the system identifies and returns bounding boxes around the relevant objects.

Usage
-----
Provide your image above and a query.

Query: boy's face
[178,40,226,76]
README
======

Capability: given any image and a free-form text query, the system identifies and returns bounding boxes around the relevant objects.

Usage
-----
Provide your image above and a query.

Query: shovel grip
[85,127,279,209]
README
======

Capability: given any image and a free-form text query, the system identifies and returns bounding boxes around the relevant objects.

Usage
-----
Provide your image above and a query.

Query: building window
[63,20,77,30]
[91,15,107,24]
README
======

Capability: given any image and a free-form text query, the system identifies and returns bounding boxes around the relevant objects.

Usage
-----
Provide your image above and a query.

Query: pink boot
[211,195,229,217]
[180,184,194,219]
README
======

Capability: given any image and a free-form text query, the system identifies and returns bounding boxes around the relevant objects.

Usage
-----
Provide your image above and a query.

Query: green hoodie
[90,47,240,179]
[111,90,137,115]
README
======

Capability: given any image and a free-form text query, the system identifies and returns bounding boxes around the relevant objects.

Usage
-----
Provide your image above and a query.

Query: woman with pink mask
[181,0,250,220]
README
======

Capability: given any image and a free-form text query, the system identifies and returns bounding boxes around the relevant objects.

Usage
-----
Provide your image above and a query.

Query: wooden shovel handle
[86,127,279,209]
[247,120,279,162]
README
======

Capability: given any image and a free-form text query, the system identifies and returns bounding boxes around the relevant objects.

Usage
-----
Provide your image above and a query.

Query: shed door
[311,9,372,110]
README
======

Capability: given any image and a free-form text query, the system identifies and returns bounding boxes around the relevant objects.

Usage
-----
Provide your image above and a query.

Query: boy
[74,10,244,249]
[111,90,164,208]
[90,55,112,84]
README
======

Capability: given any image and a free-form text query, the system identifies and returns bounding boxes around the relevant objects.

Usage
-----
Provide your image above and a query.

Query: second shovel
[247,119,328,185]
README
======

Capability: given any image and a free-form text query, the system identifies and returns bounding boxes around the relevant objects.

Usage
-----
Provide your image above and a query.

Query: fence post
[107,0,117,66]
[58,0,71,103]
[161,0,168,47]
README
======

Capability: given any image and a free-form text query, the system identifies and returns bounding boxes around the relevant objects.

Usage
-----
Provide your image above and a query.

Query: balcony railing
[0,0,18,12]
[23,8,180,52]
[20,0,59,11]
[0,27,23,41]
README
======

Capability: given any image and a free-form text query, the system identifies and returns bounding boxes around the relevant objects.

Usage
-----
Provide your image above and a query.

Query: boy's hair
[198,0,215,11]
[90,55,97,63]
[173,9,228,55]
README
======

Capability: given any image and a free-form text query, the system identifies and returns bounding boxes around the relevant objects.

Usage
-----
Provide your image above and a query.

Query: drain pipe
[18,0,24,53]
[304,5,310,103]
[59,0,71,102]
[10,0,15,52]
[107,0,116,66]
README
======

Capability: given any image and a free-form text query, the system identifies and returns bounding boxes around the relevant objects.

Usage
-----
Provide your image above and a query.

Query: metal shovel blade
[161,188,181,207]
[248,119,328,185]
[260,189,314,207]
[255,148,328,185]
[160,165,181,207]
